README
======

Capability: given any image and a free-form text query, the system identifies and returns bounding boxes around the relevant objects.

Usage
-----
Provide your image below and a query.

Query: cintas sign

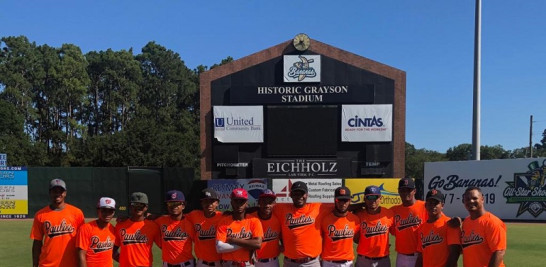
[253,158,351,178]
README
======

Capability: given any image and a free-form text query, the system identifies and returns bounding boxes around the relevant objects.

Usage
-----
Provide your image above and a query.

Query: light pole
[472,0,482,160]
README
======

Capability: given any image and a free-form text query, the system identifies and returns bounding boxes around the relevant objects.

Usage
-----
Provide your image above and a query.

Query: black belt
[166,261,193,267]
[285,257,317,263]
[257,257,277,263]
[327,260,351,263]
[220,260,251,266]
[359,254,389,260]
[200,260,217,266]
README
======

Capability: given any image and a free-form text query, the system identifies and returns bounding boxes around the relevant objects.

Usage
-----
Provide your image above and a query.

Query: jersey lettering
[394,213,422,231]
[285,214,314,229]
[44,219,75,238]
[362,221,389,238]
[227,227,252,239]
[327,224,354,241]
[90,235,114,253]
[120,229,149,244]
[161,225,189,241]
[461,230,484,248]
[263,226,279,242]
[195,224,216,240]
[420,230,443,249]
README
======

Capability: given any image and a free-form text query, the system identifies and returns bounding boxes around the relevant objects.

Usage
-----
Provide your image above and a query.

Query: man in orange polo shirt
[320,186,360,267]
[273,181,332,267]
[389,177,427,267]
[187,188,227,267]
[415,189,461,267]
[155,190,195,267]
[31,178,85,267]
[249,189,281,267]
[216,188,263,267]
[461,186,506,267]
[355,185,393,267]
[113,192,161,267]
[76,197,117,267]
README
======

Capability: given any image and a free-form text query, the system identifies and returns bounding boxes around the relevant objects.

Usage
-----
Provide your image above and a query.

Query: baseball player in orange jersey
[187,188,227,267]
[113,192,162,267]
[272,181,333,267]
[31,178,85,267]
[355,185,394,267]
[216,188,263,267]
[389,177,427,267]
[155,190,195,267]
[460,186,506,267]
[320,186,360,267]
[76,197,117,267]
[249,189,282,267]
[415,189,461,267]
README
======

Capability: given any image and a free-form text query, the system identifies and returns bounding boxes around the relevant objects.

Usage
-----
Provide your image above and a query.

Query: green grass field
[4,220,543,267]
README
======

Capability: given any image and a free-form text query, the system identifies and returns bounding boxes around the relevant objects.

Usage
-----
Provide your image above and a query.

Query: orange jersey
[76,220,116,267]
[248,212,281,259]
[273,203,332,259]
[356,208,394,258]
[30,204,85,267]
[461,212,506,267]
[186,210,226,261]
[389,200,427,254]
[417,214,461,267]
[114,219,161,267]
[154,215,194,264]
[320,211,360,261]
[216,215,264,262]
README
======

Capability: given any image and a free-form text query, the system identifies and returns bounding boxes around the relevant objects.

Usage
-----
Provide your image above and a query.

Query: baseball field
[3,220,543,267]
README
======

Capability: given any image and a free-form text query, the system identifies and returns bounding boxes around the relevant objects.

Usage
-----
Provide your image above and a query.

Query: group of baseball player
[30,177,507,267]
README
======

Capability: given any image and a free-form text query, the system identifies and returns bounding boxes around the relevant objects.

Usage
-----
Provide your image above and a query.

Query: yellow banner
[0,200,28,214]
[345,178,402,208]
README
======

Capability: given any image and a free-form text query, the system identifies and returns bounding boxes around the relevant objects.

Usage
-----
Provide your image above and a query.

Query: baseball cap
[398,177,416,189]
[165,190,185,202]
[259,189,276,199]
[364,185,381,196]
[200,188,219,200]
[334,186,351,200]
[130,192,149,204]
[290,181,308,193]
[49,178,66,190]
[97,197,116,209]
[426,189,445,203]
[231,188,248,200]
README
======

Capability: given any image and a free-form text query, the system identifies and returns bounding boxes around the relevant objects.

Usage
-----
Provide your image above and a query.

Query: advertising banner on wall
[253,158,352,178]
[213,106,263,143]
[425,158,546,220]
[207,179,267,211]
[272,178,342,203]
[345,178,402,208]
[283,55,321,83]
[0,166,28,219]
[341,104,392,142]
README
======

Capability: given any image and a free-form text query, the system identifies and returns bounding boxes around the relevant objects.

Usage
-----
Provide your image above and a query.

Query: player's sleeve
[76,223,89,250]
[216,219,228,243]
[251,218,264,239]
[386,208,396,235]
[153,222,162,249]
[114,223,121,247]
[446,224,461,245]
[486,217,507,251]
[30,213,44,240]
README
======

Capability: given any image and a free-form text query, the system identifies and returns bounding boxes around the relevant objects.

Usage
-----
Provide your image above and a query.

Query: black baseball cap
[200,188,219,200]
[426,189,445,203]
[398,177,416,189]
[334,186,351,200]
[290,181,308,193]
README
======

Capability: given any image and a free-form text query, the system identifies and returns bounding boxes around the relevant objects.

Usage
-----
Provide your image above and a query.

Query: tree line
[1,35,545,178]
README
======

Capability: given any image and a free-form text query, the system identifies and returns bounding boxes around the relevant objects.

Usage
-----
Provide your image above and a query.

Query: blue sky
[2,1,545,152]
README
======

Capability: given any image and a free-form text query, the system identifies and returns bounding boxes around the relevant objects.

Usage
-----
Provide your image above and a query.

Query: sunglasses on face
[365,195,380,201]
[131,203,147,209]
[166,201,183,208]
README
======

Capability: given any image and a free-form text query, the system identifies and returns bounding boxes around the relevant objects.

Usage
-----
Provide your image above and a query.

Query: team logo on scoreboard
[503,160,546,217]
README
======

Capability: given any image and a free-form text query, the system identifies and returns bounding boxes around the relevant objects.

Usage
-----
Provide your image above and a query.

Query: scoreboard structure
[200,34,406,180]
